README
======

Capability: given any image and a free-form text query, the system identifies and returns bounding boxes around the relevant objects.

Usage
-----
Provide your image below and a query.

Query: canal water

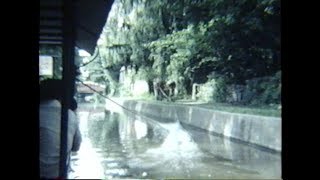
[68,103,281,179]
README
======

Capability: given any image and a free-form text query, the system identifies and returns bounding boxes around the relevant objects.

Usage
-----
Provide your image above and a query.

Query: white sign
[39,55,53,76]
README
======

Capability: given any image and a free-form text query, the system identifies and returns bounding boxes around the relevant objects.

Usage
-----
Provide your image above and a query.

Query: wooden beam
[40,17,63,21]
[40,0,63,7]
[40,5,63,10]
[39,32,63,37]
[39,41,63,45]
[40,35,63,40]
[40,28,62,34]
[40,11,63,19]
[40,19,62,26]
[40,25,62,29]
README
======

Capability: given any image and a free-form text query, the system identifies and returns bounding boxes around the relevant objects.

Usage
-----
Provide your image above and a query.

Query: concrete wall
[105,99,281,152]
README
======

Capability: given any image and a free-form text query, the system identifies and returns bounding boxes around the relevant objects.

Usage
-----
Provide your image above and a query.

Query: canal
[68,103,281,179]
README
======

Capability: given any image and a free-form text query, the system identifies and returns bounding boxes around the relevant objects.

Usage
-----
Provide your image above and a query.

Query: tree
[85,0,281,104]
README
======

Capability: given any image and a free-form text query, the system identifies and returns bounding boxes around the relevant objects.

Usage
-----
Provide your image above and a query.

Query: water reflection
[181,123,281,178]
[69,103,281,179]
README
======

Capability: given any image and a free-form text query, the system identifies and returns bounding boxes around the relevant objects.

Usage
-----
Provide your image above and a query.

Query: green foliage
[39,45,62,57]
[248,71,281,105]
[197,79,216,102]
[85,0,280,106]
[136,92,154,100]
[135,66,155,81]
[212,78,230,103]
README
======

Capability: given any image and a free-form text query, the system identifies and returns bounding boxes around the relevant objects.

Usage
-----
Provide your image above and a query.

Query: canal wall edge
[105,99,281,152]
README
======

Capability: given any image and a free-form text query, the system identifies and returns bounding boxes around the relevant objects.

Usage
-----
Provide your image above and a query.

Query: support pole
[59,0,75,178]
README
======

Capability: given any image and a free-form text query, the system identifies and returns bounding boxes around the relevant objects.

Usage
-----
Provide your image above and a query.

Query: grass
[111,96,281,117]
[141,99,280,117]
[191,102,281,117]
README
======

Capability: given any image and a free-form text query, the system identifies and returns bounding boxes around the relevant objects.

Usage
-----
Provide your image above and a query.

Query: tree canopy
[82,0,281,104]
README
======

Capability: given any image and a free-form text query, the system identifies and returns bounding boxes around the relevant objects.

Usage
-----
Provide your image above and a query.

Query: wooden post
[192,83,198,100]
[59,0,75,178]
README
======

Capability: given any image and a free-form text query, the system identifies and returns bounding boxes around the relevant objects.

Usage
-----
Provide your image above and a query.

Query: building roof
[40,0,114,55]
[76,81,105,93]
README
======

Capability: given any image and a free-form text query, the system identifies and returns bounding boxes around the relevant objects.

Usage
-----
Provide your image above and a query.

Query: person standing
[39,79,81,179]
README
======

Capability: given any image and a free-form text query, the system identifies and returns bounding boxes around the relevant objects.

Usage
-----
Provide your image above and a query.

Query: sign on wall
[39,55,53,76]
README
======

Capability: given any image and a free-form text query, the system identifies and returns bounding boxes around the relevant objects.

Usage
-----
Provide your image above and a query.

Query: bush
[197,79,215,102]
[245,71,281,105]
[212,78,230,103]
[205,71,281,106]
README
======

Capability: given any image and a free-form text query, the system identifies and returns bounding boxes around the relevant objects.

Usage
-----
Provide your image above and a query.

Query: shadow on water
[69,103,281,179]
